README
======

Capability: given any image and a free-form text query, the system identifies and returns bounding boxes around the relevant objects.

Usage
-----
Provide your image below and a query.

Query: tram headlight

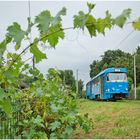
[106,89,110,92]
[125,88,128,91]
[112,87,115,91]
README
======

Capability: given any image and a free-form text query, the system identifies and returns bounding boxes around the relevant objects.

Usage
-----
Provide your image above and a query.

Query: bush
[12,68,93,139]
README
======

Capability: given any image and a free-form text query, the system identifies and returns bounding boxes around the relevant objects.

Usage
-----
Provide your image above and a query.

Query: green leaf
[47,24,64,47]
[7,22,26,47]
[33,115,43,124]
[4,69,15,81]
[132,18,140,30]
[29,68,40,76]
[12,61,23,77]
[0,99,12,118]
[36,87,43,97]
[63,125,73,136]
[96,11,112,35]
[73,4,95,30]
[14,44,20,50]
[32,115,44,128]
[96,18,106,35]
[49,121,61,131]
[50,133,57,139]
[105,10,112,20]
[51,7,66,26]
[86,15,97,37]
[113,8,131,28]
[105,10,112,29]
[30,39,47,63]
[35,10,52,34]
[0,88,5,101]
[50,103,60,112]
[87,3,95,13]
[0,36,12,61]
[73,11,87,29]
[26,17,34,35]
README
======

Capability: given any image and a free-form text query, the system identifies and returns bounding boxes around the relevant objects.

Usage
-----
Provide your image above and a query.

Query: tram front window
[107,73,127,82]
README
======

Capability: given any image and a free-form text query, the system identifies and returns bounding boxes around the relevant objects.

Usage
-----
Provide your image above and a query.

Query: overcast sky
[0,1,140,87]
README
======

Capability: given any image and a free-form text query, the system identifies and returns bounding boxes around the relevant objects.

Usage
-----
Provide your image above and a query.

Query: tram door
[100,76,104,98]
[90,81,92,98]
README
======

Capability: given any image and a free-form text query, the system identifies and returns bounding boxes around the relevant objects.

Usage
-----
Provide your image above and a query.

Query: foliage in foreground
[0,66,93,138]
[16,69,93,138]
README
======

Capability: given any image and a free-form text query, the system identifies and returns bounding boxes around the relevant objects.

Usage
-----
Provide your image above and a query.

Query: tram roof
[87,68,127,84]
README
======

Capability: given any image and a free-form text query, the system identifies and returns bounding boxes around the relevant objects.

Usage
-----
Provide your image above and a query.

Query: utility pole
[63,74,65,88]
[28,0,35,69]
[134,53,137,99]
[76,69,79,96]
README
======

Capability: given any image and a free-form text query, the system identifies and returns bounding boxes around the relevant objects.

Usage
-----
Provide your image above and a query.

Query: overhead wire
[112,30,135,50]
[65,29,80,42]
[65,29,89,53]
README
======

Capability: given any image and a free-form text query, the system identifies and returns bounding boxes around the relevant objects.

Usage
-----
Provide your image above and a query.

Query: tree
[78,79,84,98]
[89,49,134,89]
[101,49,126,64]
[59,70,76,91]
[90,60,103,78]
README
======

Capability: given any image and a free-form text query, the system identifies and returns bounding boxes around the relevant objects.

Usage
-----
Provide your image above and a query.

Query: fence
[0,101,20,139]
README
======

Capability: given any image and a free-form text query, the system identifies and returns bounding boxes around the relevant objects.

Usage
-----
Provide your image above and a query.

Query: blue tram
[86,68,128,100]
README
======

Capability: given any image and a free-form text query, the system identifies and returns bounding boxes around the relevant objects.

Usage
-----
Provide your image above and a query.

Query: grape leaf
[87,3,95,13]
[64,126,73,136]
[26,17,34,35]
[74,3,95,30]
[105,10,112,29]
[50,103,60,112]
[96,18,107,35]
[0,36,12,64]
[47,24,64,47]
[132,18,140,30]
[85,15,97,37]
[14,44,20,50]
[0,99,12,118]
[7,22,26,46]
[51,7,66,26]
[30,39,47,63]
[113,8,131,28]
[73,11,87,30]
[33,115,44,126]
[35,10,52,34]
[0,40,7,58]
[4,69,15,81]
[49,121,61,131]
[50,133,57,139]
[96,11,112,35]
[0,88,5,101]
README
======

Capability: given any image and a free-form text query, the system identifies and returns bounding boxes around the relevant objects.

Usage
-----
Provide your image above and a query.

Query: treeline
[58,70,84,98]
[89,47,140,90]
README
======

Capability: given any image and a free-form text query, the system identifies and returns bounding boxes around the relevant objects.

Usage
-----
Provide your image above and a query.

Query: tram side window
[87,83,90,89]
[107,74,109,81]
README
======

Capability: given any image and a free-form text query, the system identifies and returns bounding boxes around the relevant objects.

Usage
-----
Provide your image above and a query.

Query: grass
[72,99,140,139]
